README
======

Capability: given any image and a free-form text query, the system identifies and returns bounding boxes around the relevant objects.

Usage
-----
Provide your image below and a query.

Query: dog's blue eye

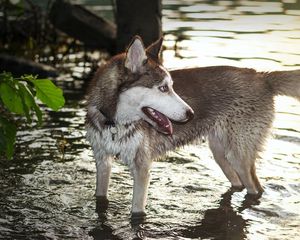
[159,85,169,93]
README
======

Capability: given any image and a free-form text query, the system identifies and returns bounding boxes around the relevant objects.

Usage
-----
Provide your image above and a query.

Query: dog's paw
[245,190,263,199]
[131,211,146,226]
[131,211,146,219]
[96,196,109,213]
[230,185,244,192]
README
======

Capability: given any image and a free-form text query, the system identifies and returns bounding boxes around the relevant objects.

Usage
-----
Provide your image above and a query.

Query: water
[1,0,300,239]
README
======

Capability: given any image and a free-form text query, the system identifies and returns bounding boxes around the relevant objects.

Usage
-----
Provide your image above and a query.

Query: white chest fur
[86,124,143,166]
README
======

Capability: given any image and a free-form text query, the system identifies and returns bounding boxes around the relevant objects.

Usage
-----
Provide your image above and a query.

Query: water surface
[1,1,300,239]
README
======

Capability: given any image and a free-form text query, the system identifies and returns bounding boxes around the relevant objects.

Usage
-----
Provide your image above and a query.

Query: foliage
[0,72,65,159]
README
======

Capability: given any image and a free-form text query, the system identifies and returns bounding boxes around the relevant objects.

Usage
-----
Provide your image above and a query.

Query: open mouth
[142,107,173,135]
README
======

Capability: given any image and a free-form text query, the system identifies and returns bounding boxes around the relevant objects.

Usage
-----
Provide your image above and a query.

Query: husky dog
[86,36,300,217]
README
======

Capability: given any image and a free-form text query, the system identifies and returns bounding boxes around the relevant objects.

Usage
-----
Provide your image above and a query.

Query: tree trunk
[116,0,162,52]
[49,0,116,52]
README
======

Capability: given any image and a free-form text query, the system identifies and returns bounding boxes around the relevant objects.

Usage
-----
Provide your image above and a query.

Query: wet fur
[86,37,300,215]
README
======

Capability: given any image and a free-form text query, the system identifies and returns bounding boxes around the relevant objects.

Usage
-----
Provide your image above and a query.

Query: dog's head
[87,36,193,135]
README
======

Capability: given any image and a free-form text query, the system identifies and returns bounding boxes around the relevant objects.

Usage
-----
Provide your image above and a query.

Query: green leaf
[5,123,16,159]
[0,72,13,83]
[19,84,43,125]
[0,117,17,160]
[30,79,65,111]
[0,128,6,152]
[32,102,43,125]
[0,82,25,114]
[0,72,65,160]
[25,83,43,125]
[18,83,32,123]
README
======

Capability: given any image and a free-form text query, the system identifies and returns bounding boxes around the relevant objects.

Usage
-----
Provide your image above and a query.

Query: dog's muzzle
[172,108,194,124]
[185,108,194,122]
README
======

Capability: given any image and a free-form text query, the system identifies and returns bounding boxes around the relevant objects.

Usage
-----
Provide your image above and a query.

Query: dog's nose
[186,108,194,121]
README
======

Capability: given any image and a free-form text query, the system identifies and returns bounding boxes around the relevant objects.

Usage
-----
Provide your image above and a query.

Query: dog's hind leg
[226,151,263,195]
[250,163,263,194]
[208,134,243,189]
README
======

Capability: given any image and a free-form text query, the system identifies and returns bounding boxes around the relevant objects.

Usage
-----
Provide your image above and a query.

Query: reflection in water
[163,0,300,71]
[90,223,122,240]
[180,190,251,240]
[89,189,262,240]
[0,0,300,239]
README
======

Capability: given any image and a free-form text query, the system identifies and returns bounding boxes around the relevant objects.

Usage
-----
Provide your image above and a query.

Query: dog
[86,36,300,217]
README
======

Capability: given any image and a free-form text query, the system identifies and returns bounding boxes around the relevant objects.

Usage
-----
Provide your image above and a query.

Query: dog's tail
[265,70,300,101]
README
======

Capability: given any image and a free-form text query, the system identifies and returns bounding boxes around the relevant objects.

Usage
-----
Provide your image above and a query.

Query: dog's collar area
[99,109,116,127]
[98,108,117,140]
[98,108,137,129]
[104,119,115,127]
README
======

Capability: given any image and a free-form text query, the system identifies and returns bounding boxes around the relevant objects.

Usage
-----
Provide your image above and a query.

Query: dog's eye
[142,59,148,65]
[159,85,169,93]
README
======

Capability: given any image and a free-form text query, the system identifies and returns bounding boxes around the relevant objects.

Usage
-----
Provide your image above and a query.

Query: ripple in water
[1,0,300,239]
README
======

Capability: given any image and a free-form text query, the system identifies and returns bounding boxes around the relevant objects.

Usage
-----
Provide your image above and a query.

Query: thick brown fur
[86,36,300,216]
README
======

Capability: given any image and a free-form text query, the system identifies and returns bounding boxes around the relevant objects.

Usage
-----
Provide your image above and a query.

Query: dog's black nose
[186,108,194,121]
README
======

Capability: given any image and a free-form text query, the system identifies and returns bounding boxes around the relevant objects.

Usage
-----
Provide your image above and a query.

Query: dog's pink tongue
[142,107,173,135]
[154,110,173,135]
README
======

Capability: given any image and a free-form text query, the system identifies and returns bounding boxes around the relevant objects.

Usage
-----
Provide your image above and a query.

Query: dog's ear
[125,36,147,73]
[146,37,163,62]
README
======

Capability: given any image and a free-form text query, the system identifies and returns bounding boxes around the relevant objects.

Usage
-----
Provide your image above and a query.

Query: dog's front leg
[95,153,113,211]
[131,157,152,217]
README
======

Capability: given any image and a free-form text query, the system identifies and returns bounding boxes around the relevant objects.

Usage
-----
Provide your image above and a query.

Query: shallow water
[1,0,300,239]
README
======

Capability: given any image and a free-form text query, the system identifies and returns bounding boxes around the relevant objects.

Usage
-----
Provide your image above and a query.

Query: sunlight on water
[1,0,299,239]
[163,0,300,71]
[162,1,300,240]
